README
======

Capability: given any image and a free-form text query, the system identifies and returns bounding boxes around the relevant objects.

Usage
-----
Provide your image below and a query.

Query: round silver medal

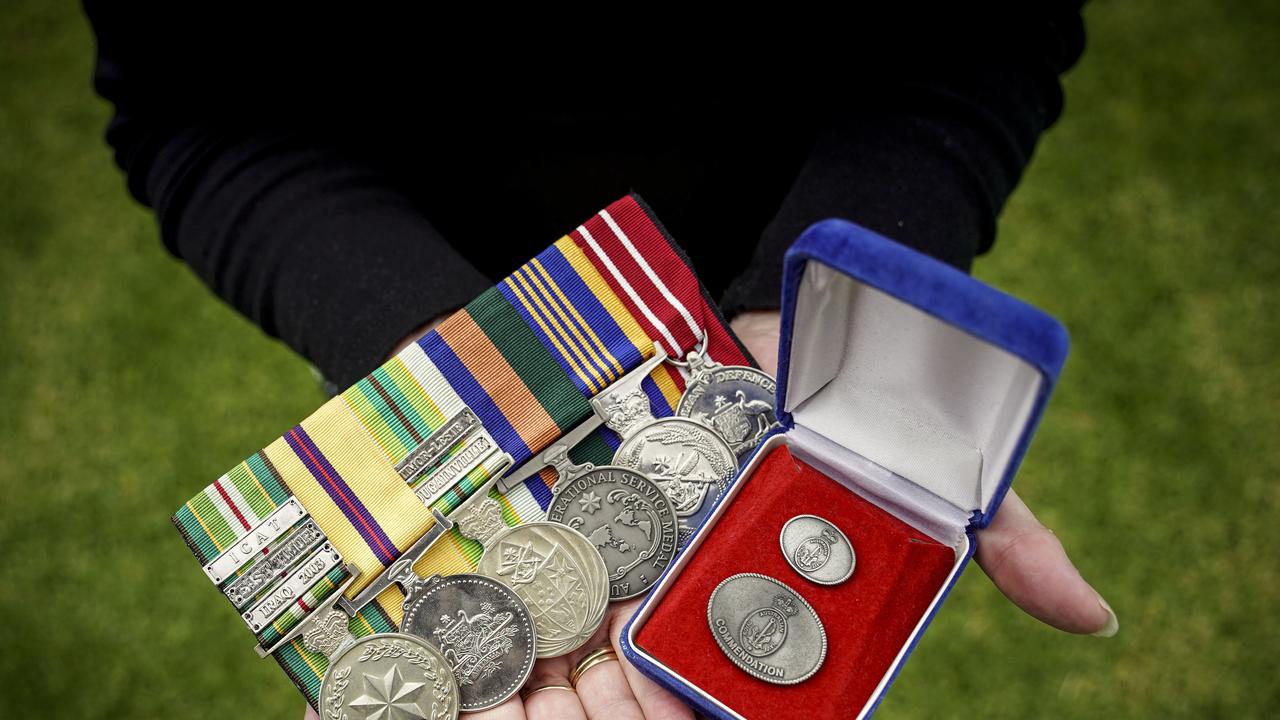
[401,574,537,712]
[613,417,737,548]
[779,515,855,585]
[677,365,779,461]
[545,465,680,601]
[319,632,460,720]
[474,522,609,658]
[707,573,827,685]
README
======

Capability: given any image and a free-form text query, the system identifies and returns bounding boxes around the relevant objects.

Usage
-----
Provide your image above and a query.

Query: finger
[608,600,694,720]
[574,650,644,720]
[975,489,1118,636]
[304,705,319,720]
[524,656,585,720]
[466,695,527,720]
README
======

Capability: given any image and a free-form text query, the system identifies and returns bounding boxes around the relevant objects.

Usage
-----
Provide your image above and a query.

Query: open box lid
[777,219,1069,528]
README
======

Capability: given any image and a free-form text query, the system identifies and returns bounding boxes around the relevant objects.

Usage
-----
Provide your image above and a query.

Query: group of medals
[210,339,790,719]
[708,514,856,685]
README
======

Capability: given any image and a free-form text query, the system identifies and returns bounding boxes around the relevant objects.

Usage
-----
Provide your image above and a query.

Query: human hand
[463,598,693,720]
[727,309,1118,637]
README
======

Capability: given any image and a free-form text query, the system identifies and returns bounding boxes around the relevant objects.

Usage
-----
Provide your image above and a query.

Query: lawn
[1,2,1276,718]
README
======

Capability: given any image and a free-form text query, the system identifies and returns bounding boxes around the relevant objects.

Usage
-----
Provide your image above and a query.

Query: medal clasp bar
[252,561,362,659]
[202,497,308,585]
[412,416,514,509]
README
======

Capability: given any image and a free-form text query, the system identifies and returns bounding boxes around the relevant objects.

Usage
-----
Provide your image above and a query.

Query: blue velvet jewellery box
[620,218,1070,719]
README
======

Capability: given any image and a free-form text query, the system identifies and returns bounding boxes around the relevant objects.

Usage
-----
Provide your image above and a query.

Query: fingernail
[1091,595,1119,638]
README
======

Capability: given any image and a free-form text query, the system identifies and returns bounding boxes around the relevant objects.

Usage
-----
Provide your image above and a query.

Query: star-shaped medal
[348,664,429,720]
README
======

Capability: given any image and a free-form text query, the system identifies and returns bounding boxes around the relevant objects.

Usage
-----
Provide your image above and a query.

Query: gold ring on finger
[521,684,575,700]
[569,647,619,687]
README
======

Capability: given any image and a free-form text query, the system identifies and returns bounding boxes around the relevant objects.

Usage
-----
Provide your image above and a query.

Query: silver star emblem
[577,491,602,514]
[347,664,429,720]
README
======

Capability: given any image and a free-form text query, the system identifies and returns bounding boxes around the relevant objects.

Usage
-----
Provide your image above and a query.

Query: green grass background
[2,3,1277,718]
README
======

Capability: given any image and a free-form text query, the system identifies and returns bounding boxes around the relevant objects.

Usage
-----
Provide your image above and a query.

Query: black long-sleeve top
[83,6,1085,388]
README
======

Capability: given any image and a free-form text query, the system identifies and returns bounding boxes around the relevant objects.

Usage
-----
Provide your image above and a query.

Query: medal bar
[242,542,344,633]
[396,408,483,482]
[223,518,326,609]
[497,343,669,494]
[202,497,307,584]
[335,507,454,615]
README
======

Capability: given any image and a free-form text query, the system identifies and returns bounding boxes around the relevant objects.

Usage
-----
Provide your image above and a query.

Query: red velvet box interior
[634,443,958,719]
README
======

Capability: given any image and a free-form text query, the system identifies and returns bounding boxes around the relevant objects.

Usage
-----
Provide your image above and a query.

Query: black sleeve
[718,8,1087,318]
[84,5,493,389]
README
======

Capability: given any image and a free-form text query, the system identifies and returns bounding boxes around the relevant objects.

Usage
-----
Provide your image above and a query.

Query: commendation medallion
[545,466,679,601]
[780,515,855,585]
[707,573,826,685]
[459,506,609,657]
[401,573,538,712]
[300,609,460,720]
[674,345,780,462]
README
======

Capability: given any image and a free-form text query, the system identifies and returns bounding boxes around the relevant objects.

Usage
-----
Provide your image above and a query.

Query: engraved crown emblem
[772,595,799,617]
[455,497,506,544]
[603,389,652,435]
[301,609,349,657]
[819,528,837,545]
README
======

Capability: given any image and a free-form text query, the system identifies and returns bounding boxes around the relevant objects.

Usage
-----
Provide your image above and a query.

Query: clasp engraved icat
[224,518,326,609]
[203,497,308,584]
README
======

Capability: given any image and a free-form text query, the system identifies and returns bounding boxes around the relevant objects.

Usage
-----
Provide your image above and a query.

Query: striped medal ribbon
[174,192,756,709]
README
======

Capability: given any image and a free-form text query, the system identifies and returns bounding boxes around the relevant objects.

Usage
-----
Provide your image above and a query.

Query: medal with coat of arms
[674,344,780,462]
[471,521,609,658]
[400,573,536,712]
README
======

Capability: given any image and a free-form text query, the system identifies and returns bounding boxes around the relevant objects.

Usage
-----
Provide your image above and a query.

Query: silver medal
[302,611,461,720]
[545,466,679,601]
[611,416,736,548]
[590,347,738,548]
[675,347,780,462]
[780,515,855,585]
[707,573,826,685]
[401,573,538,712]
[463,513,610,658]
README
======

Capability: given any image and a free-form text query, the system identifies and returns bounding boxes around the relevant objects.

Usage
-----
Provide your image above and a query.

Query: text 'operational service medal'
[546,465,679,601]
